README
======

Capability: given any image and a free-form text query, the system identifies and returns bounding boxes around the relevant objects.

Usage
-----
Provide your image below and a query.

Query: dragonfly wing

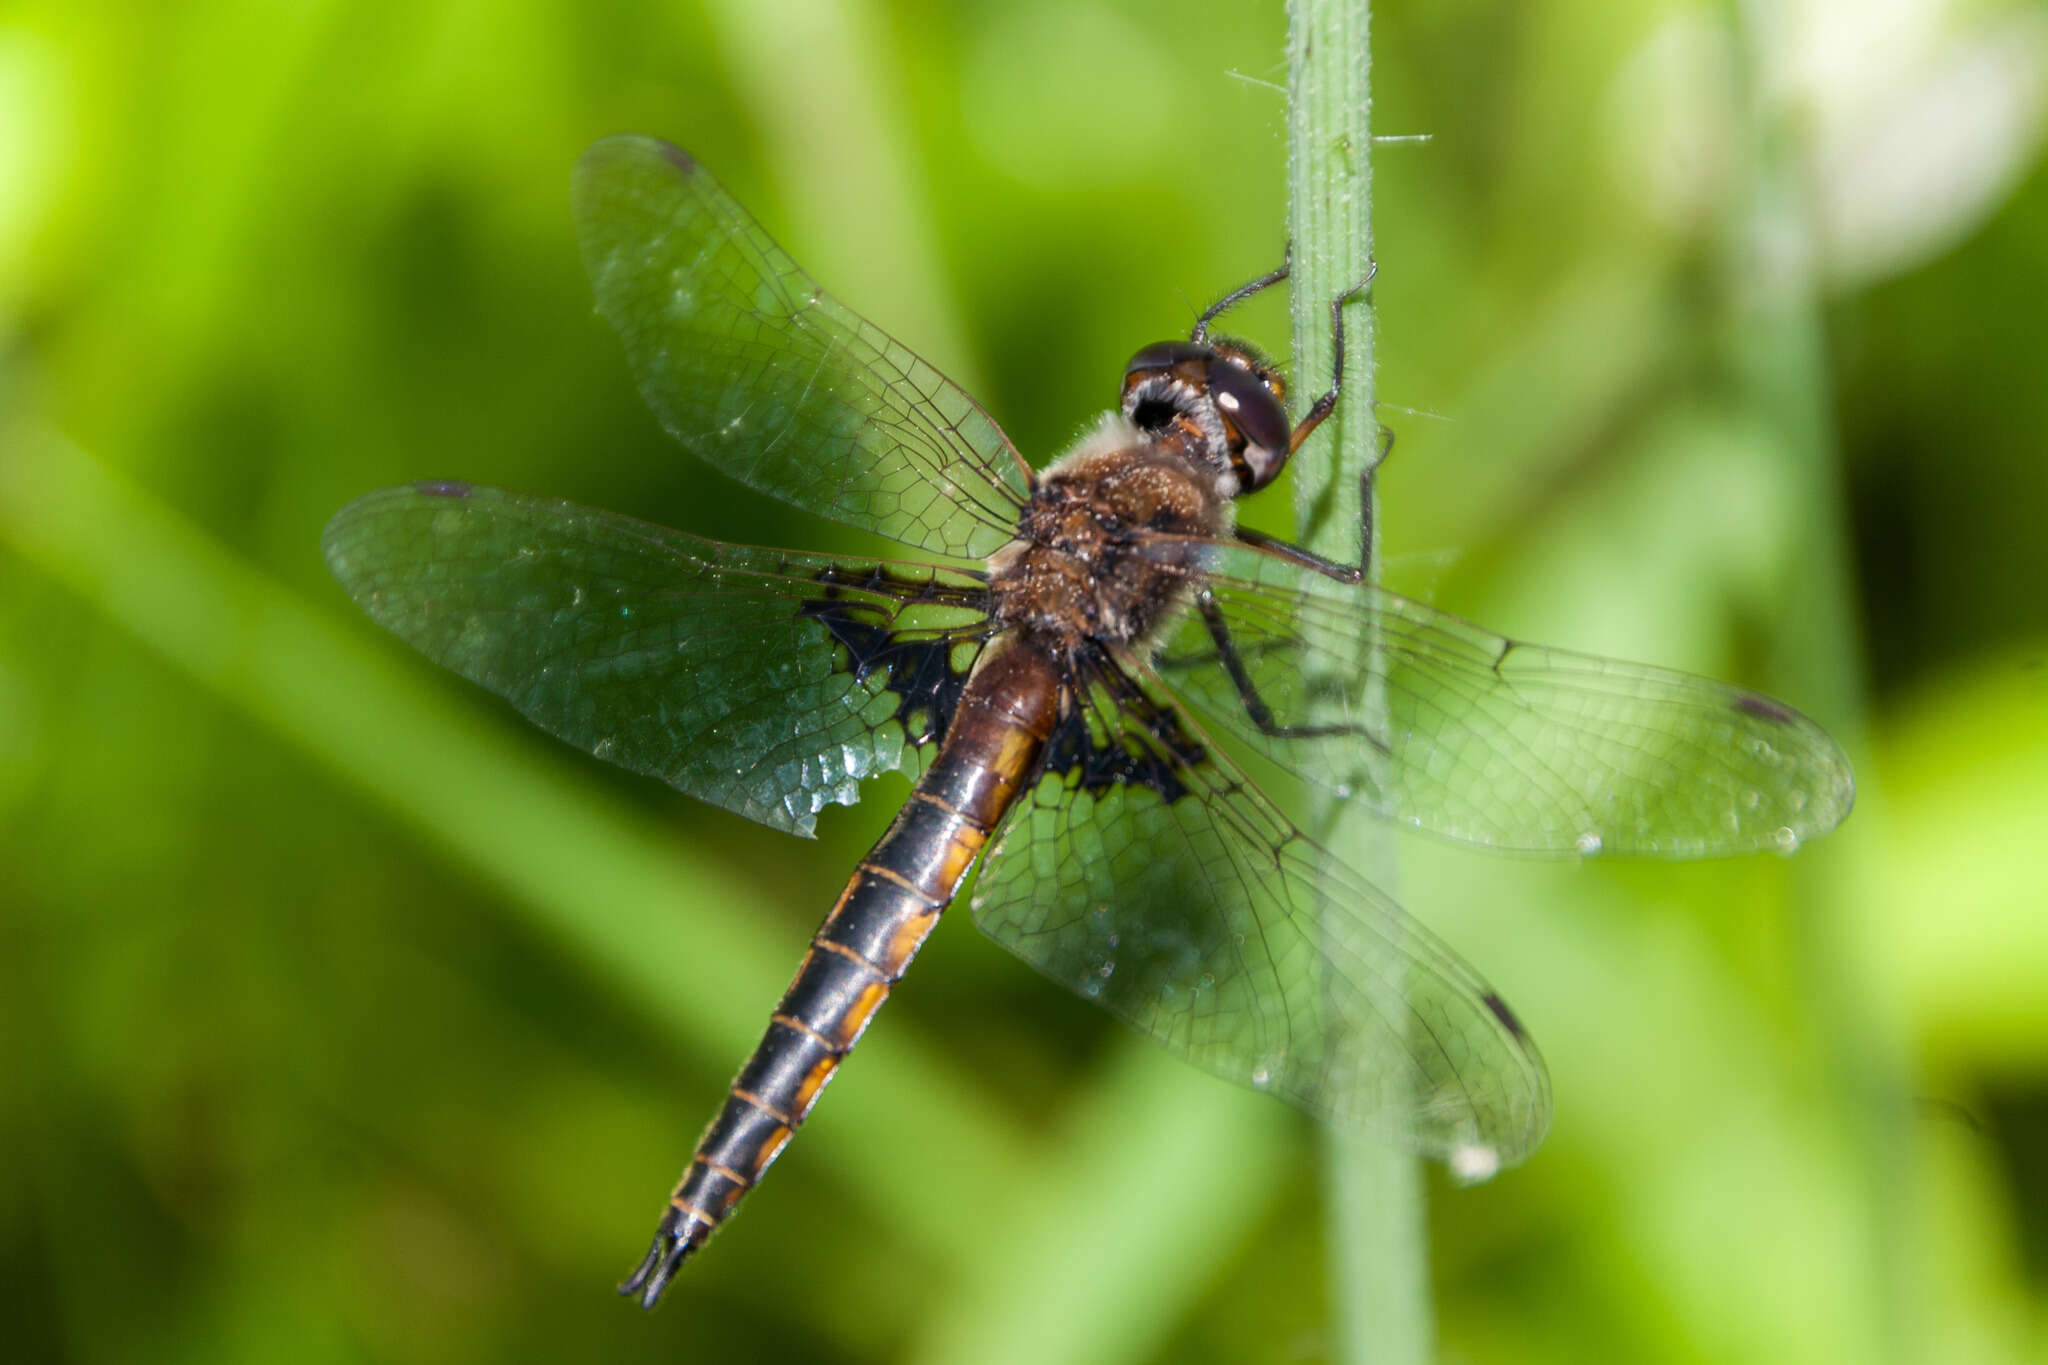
[1151,541,1855,858]
[324,482,993,836]
[971,648,1550,1171]
[573,135,1031,561]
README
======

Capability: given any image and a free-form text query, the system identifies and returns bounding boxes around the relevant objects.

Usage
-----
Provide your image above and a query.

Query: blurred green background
[3,0,2045,1361]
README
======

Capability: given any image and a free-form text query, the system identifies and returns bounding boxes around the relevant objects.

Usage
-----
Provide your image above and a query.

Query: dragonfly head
[1120,338,1291,498]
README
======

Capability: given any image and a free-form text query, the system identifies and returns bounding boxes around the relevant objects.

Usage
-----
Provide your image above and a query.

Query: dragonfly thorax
[986,416,1227,652]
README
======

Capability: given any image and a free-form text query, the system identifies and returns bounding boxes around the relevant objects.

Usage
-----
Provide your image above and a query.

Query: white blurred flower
[1776,0,2048,286]
[1613,0,2048,288]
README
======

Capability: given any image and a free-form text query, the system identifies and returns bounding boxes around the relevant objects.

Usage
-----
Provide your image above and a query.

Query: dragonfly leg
[1358,423,1396,578]
[1285,262,1377,458]
[1233,527,1363,584]
[1236,268,1385,580]
[1190,244,1293,342]
[1195,591,1384,750]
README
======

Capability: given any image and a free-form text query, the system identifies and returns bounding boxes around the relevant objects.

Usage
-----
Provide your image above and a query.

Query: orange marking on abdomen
[933,824,987,889]
[792,1053,840,1117]
[772,1011,843,1055]
[756,1125,794,1172]
[813,936,887,979]
[697,1155,753,1188]
[909,787,965,817]
[668,1195,722,1226]
[731,1086,793,1126]
[858,859,944,904]
[828,979,892,1050]
[991,724,1045,780]
[880,905,943,978]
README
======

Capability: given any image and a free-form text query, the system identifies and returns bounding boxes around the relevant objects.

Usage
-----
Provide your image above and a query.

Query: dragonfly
[323,134,1855,1309]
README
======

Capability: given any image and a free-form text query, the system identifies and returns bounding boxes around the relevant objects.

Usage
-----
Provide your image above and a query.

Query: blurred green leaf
[4,2,2045,1361]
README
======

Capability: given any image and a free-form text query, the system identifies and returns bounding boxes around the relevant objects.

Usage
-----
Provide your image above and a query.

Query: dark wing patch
[1732,692,1797,725]
[1038,647,1206,803]
[324,483,992,836]
[972,650,1550,1171]
[797,563,990,747]
[1481,991,1528,1041]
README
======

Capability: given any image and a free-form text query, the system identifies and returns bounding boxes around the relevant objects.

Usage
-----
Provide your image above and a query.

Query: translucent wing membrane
[323,482,993,836]
[320,134,1871,1304]
[1154,541,1855,858]
[973,650,1550,1169]
[572,135,1032,560]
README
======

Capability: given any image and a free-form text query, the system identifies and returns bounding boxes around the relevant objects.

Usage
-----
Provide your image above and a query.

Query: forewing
[972,652,1550,1171]
[572,135,1031,560]
[323,482,992,836]
[1152,542,1855,857]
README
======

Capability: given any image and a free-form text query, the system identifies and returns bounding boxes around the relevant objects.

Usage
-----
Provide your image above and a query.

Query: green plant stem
[1728,3,1907,1359]
[1288,3,1434,1363]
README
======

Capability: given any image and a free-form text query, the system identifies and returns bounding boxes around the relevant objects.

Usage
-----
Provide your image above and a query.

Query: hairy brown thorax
[986,416,1230,655]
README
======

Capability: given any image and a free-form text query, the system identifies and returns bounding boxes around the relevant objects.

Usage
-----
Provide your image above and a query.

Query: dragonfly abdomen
[622,640,1061,1307]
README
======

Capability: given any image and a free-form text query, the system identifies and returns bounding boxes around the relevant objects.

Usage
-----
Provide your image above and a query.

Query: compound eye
[1123,340,1207,389]
[1208,357,1293,486]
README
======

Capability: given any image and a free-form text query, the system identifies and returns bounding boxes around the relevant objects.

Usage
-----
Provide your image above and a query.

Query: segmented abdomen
[622,640,1061,1306]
